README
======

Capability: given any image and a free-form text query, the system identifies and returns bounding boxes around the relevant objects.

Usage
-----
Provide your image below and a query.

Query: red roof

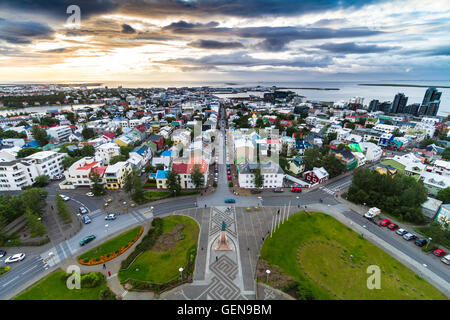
[103,131,116,139]
[134,124,147,133]
[77,161,99,171]
[172,158,208,174]
[91,166,107,176]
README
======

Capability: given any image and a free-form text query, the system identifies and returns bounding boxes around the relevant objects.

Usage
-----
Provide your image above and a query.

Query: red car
[228,175,231,181]
[387,223,399,230]
[291,187,302,193]
[433,249,447,257]
[379,219,391,227]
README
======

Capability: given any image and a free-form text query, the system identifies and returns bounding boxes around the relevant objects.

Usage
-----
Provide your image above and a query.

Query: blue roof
[131,145,148,156]
[156,170,169,179]
[149,173,157,179]
[66,145,78,151]
[296,140,312,149]
[24,140,40,148]
[161,150,172,157]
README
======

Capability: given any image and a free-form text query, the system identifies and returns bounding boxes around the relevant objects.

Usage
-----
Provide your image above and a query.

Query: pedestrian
[103,263,106,269]
[51,205,54,210]
[108,271,111,277]
[216,256,218,262]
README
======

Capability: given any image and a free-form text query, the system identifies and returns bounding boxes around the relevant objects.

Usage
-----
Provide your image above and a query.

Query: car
[415,238,427,247]
[441,254,450,265]
[291,187,302,193]
[0,249,6,258]
[250,189,262,194]
[224,198,236,203]
[379,219,391,227]
[387,223,399,230]
[432,249,447,257]
[403,233,417,241]
[273,188,284,193]
[79,206,88,214]
[59,194,70,201]
[228,175,231,181]
[79,235,96,246]
[83,215,91,224]
[86,192,94,197]
[5,253,25,264]
[226,164,230,168]
[105,214,116,220]
[396,228,408,236]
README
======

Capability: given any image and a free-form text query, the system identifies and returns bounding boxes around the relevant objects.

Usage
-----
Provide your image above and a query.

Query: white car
[59,194,70,201]
[105,214,116,221]
[86,192,94,197]
[5,253,25,264]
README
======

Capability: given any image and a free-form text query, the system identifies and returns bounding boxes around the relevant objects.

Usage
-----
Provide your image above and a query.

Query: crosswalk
[319,180,353,196]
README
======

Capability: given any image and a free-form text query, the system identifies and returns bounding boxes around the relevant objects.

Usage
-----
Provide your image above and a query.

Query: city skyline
[0,0,449,83]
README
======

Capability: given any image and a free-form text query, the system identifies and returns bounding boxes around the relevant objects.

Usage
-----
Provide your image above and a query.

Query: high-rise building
[427,101,440,116]
[422,87,442,107]
[368,99,379,112]
[391,93,408,114]
[379,101,392,114]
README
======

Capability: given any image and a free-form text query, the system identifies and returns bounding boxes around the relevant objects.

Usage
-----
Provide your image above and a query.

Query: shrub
[296,284,316,300]
[99,288,116,300]
[81,272,103,288]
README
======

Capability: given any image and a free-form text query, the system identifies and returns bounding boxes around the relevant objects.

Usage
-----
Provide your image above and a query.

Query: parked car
[224,198,236,203]
[250,189,262,194]
[433,249,447,257]
[79,235,96,246]
[396,228,408,236]
[226,164,230,168]
[403,233,417,241]
[105,214,116,220]
[387,223,399,230]
[291,187,302,193]
[79,206,88,214]
[0,249,6,258]
[5,253,25,264]
[228,175,231,181]
[83,215,91,224]
[379,219,391,227]
[59,194,70,201]
[441,254,450,265]
[364,207,380,219]
[86,192,94,197]
[273,188,284,193]
[415,238,427,247]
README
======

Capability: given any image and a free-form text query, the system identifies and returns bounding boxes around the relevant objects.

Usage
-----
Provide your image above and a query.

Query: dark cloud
[156,51,333,69]
[163,20,220,33]
[314,42,398,54]
[121,24,136,34]
[188,39,244,49]
[404,46,450,57]
[0,18,54,44]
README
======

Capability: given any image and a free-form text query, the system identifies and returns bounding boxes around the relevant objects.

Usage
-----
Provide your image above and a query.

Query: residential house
[237,161,285,189]
[64,157,101,187]
[104,161,132,189]
[303,167,329,185]
[95,142,120,165]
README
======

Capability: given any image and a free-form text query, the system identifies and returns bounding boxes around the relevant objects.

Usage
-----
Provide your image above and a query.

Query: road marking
[1,276,19,287]
[121,290,128,297]
[21,263,41,275]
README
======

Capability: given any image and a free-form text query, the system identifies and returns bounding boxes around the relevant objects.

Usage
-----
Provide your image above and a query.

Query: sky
[0,0,449,83]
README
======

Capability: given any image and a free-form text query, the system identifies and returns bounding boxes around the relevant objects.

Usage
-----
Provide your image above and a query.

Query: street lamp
[179,267,184,282]
[266,269,271,283]
[426,237,432,249]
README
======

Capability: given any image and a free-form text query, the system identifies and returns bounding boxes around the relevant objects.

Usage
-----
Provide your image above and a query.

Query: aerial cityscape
[0,0,449,311]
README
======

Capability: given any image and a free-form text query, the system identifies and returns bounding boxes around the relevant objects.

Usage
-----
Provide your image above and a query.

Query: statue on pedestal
[215,221,231,251]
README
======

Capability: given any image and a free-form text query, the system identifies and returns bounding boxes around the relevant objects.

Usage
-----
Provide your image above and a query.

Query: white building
[237,161,284,189]
[0,160,39,191]
[64,157,101,187]
[47,125,72,142]
[359,142,382,162]
[95,142,120,165]
[24,151,65,179]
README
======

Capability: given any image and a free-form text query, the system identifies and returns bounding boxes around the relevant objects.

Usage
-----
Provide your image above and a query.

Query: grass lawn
[0,266,10,276]
[381,159,406,174]
[13,270,109,300]
[260,211,447,300]
[119,215,199,284]
[78,226,143,261]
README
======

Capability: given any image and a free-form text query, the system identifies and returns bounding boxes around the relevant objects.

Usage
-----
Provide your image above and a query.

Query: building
[24,151,65,179]
[435,204,450,227]
[237,161,285,189]
[172,157,208,189]
[47,125,72,142]
[95,142,120,165]
[303,167,329,185]
[155,170,169,189]
[391,93,408,114]
[0,160,39,191]
[330,148,358,171]
[64,157,101,187]
[104,161,132,189]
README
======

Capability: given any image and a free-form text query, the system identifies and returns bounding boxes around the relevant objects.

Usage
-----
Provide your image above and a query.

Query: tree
[123,170,134,196]
[110,155,127,165]
[16,120,29,127]
[62,155,82,169]
[66,112,75,124]
[254,166,264,189]
[81,126,95,140]
[89,172,105,196]
[40,116,59,127]
[337,143,346,150]
[442,147,450,161]
[167,170,181,196]
[25,207,46,237]
[322,154,345,178]
[17,147,41,158]
[303,147,322,171]
[392,128,404,137]
[131,171,145,203]
[115,127,123,136]
[345,122,356,130]
[436,187,450,204]
[420,138,437,147]
[80,145,95,157]
[33,175,49,187]
[191,165,205,189]
[31,126,48,146]
[120,145,134,158]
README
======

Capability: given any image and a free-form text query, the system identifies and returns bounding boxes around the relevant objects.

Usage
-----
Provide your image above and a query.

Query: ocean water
[99,80,450,116]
